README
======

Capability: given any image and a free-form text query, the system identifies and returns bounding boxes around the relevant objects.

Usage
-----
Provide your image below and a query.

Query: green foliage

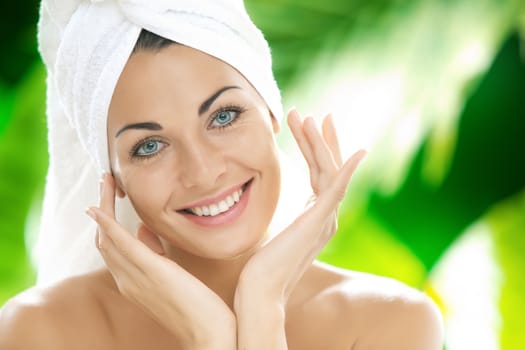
[368,33,525,269]
[245,0,407,90]
[489,190,525,350]
[319,208,427,287]
[0,1,40,87]
[0,85,15,136]
[0,63,47,303]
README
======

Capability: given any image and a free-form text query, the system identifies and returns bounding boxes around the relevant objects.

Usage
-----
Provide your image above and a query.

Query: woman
[0,1,443,349]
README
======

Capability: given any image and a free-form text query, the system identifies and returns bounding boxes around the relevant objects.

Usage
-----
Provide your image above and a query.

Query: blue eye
[134,140,163,157]
[210,109,240,128]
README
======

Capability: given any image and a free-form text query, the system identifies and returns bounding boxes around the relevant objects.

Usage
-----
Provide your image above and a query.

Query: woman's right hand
[86,174,236,350]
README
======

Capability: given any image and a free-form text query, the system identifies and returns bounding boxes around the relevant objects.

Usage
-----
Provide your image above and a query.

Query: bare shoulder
[0,270,115,350]
[289,261,444,350]
[333,264,444,349]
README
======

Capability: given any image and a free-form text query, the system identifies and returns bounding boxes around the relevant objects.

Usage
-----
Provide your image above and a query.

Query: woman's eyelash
[208,104,247,129]
[128,105,246,161]
[129,137,166,161]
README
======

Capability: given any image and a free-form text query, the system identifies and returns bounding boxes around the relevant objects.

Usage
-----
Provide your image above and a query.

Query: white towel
[36,0,283,285]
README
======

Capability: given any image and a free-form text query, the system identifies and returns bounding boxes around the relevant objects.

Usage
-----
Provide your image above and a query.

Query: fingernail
[304,115,316,126]
[86,208,97,221]
[288,107,299,118]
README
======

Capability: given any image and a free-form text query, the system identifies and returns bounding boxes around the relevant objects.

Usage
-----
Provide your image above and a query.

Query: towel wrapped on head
[36,0,282,284]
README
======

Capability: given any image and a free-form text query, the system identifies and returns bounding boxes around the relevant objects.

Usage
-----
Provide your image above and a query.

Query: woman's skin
[0,45,443,349]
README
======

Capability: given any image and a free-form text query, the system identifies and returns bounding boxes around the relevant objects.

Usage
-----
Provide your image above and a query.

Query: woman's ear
[137,224,166,255]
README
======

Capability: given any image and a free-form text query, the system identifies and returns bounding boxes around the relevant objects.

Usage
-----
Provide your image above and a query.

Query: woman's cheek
[121,164,171,208]
[231,120,277,159]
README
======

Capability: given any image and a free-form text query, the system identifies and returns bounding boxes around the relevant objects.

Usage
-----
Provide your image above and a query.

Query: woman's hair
[133,29,177,54]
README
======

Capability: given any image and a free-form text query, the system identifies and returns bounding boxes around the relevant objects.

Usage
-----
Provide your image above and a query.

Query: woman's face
[107,44,281,260]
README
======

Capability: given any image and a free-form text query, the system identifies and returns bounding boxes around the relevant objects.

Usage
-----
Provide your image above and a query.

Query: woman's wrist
[176,310,237,350]
[234,288,287,350]
[182,324,237,350]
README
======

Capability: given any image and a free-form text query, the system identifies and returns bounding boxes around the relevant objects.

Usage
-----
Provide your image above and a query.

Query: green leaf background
[1,1,524,349]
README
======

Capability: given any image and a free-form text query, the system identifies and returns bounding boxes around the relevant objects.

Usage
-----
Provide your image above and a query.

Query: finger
[322,114,343,167]
[287,109,320,191]
[88,211,196,303]
[303,117,338,177]
[137,224,166,256]
[91,221,147,299]
[89,211,140,273]
[95,216,216,308]
[92,178,146,282]
[287,109,318,174]
[100,173,116,218]
[314,149,366,215]
[95,229,100,249]
[87,207,151,272]
[96,226,139,282]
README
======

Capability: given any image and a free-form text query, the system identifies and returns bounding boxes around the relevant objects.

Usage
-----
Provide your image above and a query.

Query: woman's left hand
[234,109,366,348]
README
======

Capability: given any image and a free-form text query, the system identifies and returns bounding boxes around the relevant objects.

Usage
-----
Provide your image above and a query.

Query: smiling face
[107,44,281,260]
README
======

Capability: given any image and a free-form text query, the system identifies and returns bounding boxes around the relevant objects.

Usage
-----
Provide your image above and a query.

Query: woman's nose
[177,140,226,189]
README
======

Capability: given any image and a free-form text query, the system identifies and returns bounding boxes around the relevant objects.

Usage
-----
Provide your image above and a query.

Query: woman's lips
[177,179,253,228]
[178,181,247,209]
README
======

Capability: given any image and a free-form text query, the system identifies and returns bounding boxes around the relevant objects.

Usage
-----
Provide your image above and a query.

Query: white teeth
[187,187,245,217]
[209,204,219,216]
[218,200,228,213]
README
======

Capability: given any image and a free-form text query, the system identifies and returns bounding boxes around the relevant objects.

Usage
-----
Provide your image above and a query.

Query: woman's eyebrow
[198,85,241,116]
[115,122,162,138]
[115,86,240,137]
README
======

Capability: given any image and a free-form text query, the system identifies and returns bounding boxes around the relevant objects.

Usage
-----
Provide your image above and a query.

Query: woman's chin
[164,232,268,263]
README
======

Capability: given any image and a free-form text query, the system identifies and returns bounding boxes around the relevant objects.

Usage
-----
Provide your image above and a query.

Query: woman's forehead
[120,44,248,89]
[114,46,252,105]
[108,45,253,126]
